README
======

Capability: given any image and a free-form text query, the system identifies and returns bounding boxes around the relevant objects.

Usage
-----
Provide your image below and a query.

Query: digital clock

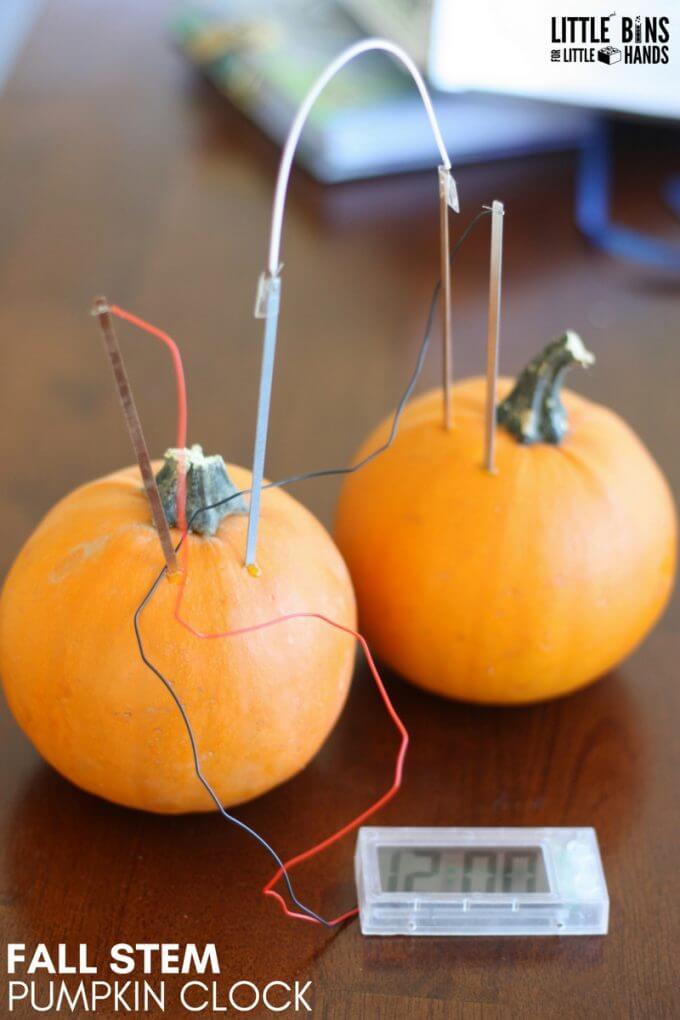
[355,827,608,936]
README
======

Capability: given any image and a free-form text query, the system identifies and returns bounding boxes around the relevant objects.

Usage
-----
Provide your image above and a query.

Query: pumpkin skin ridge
[335,378,676,705]
[0,461,358,813]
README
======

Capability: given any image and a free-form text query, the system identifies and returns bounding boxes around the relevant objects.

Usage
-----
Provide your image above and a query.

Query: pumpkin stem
[496,331,595,445]
[155,445,246,535]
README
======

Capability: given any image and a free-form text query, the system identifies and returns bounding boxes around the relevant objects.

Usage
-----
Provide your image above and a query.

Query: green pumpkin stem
[155,445,246,535]
[496,331,595,445]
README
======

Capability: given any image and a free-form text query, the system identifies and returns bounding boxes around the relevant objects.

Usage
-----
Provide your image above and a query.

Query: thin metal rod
[245,275,281,572]
[484,201,505,473]
[92,297,179,575]
[439,178,453,429]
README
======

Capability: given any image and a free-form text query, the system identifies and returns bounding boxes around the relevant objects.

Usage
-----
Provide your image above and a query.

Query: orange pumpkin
[335,333,676,704]
[0,448,356,812]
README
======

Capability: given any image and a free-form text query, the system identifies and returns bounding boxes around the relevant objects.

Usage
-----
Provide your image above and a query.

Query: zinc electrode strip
[245,37,459,571]
[484,202,505,473]
[128,209,492,930]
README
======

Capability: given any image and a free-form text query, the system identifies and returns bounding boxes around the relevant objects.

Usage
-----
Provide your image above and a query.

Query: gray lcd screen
[378,845,549,894]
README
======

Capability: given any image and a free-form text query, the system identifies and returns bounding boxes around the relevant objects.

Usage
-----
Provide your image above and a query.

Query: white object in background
[346,0,680,120]
[176,0,594,182]
[355,827,609,936]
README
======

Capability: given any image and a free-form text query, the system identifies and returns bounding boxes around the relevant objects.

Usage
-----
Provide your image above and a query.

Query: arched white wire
[246,38,454,568]
[266,37,452,276]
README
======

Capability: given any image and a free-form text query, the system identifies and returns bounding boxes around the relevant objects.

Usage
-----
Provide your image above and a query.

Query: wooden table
[1,2,678,1016]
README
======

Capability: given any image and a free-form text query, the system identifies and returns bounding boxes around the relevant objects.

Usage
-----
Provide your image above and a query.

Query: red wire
[172,594,409,925]
[109,305,188,531]
[109,304,409,926]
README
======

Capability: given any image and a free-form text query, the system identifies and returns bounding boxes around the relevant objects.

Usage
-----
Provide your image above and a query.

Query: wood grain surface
[0,2,678,1017]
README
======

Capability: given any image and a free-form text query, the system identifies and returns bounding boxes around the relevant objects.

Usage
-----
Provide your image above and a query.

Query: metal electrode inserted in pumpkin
[0,301,359,816]
[335,223,677,706]
[0,36,671,936]
[0,39,467,929]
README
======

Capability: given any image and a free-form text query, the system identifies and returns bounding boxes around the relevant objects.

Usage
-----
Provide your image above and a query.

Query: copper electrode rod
[484,201,505,473]
[92,297,179,575]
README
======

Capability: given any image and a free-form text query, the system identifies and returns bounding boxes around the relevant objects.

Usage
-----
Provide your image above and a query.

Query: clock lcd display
[378,845,550,894]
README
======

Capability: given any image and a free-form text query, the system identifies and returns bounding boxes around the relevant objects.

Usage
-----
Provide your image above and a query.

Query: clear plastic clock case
[355,827,609,936]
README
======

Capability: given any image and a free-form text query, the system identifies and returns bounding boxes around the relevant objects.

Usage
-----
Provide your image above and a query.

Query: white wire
[266,37,452,277]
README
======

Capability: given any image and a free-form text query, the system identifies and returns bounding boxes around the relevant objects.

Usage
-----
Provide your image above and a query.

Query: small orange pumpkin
[335,333,676,704]
[0,448,356,812]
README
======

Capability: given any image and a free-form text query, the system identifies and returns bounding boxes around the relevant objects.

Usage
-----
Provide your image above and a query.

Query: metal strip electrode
[245,272,282,573]
[439,165,460,430]
[484,201,505,473]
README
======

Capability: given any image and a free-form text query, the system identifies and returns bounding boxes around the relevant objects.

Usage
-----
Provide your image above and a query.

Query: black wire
[132,207,492,928]
[131,279,439,930]
[133,570,334,924]
[132,283,438,928]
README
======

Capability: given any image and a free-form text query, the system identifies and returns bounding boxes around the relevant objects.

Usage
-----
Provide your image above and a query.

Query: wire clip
[254,271,282,319]
[439,166,460,214]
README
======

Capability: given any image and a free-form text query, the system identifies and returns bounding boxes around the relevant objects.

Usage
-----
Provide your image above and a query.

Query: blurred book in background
[172,0,594,183]
[0,0,43,90]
